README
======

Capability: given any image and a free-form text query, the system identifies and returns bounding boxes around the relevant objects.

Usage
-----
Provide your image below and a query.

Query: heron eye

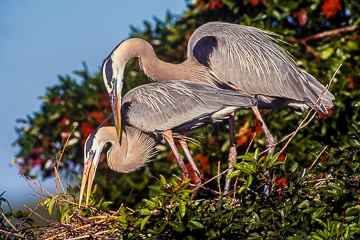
[112,78,116,83]
[89,150,94,155]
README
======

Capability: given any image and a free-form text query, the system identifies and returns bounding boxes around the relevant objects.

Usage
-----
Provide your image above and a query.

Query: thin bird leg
[251,105,275,156]
[225,83,275,157]
[224,112,237,194]
[163,130,189,180]
[179,139,202,199]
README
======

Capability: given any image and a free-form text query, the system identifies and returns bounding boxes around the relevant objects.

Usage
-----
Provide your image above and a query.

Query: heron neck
[141,57,214,85]
[103,126,154,173]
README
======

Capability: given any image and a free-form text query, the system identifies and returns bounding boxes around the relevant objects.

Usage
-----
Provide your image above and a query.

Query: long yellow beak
[78,157,97,207]
[116,94,121,140]
[111,91,122,141]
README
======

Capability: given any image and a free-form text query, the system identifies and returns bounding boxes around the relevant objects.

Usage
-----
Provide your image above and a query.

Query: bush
[6,0,360,238]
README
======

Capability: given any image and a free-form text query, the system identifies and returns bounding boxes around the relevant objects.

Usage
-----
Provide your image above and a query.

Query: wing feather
[187,22,334,112]
[122,81,256,132]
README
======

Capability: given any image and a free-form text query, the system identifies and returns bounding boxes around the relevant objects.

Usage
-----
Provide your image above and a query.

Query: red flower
[276,176,288,194]
[31,147,43,155]
[197,0,205,10]
[98,92,111,111]
[31,158,43,168]
[277,153,285,162]
[292,8,307,26]
[276,176,287,187]
[249,0,259,6]
[80,122,95,145]
[321,0,342,18]
[196,0,222,10]
[195,154,210,172]
[320,155,329,163]
[236,127,253,146]
[346,76,354,89]
[209,0,222,10]
[87,111,105,124]
[58,117,70,127]
[316,109,332,119]
[54,96,62,105]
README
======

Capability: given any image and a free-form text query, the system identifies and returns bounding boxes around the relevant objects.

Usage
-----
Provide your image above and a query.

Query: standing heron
[102,22,334,169]
[79,80,257,205]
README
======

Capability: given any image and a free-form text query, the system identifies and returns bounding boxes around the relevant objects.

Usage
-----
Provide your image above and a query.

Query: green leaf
[328,182,341,191]
[169,222,185,232]
[312,206,326,221]
[159,174,167,185]
[140,215,150,231]
[315,219,327,228]
[345,207,360,221]
[179,200,186,219]
[187,220,204,230]
[139,209,151,216]
[298,200,310,209]
[350,139,360,148]
[320,47,334,60]
[225,170,241,180]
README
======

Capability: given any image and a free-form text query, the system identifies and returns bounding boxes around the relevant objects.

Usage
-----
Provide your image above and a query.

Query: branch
[287,25,358,57]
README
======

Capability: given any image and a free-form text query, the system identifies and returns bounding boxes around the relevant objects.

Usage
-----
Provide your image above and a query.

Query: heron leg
[163,130,189,180]
[224,113,237,194]
[179,139,202,199]
[251,105,275,156]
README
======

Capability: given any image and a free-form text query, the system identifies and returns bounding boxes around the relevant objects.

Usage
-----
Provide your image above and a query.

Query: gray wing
[187,22,334,113]
[122,81,256,132]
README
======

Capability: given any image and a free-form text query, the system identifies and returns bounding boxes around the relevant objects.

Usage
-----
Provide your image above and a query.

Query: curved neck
[114,38,214,85]
[98,126,156,173]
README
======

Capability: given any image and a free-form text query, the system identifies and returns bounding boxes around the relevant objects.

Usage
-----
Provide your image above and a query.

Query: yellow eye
[89,150,94,155]
[112,78,116,83]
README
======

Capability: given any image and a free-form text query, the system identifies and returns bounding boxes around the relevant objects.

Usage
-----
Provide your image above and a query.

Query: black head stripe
[85,128,99,155]
[102,58,113,90]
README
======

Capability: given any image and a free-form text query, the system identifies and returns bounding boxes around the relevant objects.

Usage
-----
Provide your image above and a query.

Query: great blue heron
[79,80,257,205]
[102,22,334,165]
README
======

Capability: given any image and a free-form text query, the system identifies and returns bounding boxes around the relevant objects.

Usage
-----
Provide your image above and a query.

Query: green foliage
[8,0,360,238]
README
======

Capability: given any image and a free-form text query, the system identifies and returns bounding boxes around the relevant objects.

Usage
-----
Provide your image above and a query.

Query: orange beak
[78,155,98,207]
[110,90,122,141]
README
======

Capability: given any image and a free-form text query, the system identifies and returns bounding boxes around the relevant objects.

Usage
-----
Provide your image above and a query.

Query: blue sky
[0,1,187,210]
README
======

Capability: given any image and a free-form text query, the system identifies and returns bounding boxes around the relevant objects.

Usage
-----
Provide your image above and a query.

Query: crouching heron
[79,80,257,206]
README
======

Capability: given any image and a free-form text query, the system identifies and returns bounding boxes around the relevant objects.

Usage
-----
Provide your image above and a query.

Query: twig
[173,174,220,195]
[217,161,221,194]
[0,228,24,238]
[192,168,231,192]
[288,25,358,44]
[232,177,238,200]
[287,26,358,57]
[298,146,328,183]
[246,132,256,154]
[23,204,53,225]
[0,211,18,233]
[303,177,336,185]
[55,126,77,197]
[20,169,54,198]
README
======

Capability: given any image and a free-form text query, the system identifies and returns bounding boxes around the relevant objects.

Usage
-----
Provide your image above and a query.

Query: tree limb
[287,25,358,57]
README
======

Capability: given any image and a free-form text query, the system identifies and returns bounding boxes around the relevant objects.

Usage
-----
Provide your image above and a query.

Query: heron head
[79,129,102,207]
[102,56,124,140]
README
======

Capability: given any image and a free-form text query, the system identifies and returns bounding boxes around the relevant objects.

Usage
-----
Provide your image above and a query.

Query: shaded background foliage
[6,0,360,237]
